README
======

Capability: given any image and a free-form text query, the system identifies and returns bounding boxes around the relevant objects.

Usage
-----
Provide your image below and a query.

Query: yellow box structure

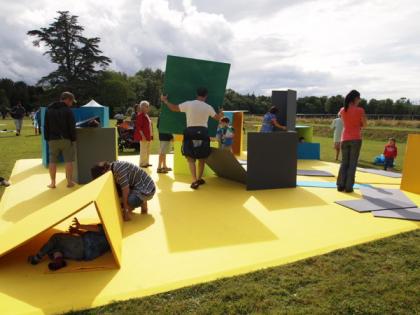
[401,134,420,194]
[0,171,123,271]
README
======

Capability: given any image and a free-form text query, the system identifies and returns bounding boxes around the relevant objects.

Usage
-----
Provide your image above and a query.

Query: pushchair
[116,119,140,152]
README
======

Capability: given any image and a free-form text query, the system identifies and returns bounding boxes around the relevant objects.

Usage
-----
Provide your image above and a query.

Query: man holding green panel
[161,87,223,189]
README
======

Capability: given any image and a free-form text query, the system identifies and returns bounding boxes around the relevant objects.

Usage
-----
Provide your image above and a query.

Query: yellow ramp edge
[401,134,420,194]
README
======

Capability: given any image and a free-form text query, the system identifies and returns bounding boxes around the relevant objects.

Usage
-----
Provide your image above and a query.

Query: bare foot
[67,182,76,188]
[123,211,132,221]
[47,183,56,189]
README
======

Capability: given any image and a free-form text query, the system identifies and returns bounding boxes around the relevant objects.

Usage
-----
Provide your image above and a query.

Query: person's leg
[187,157,198,183]
[17,119,23,135]
[345,140,362,192]
[146,141,151,166]
[62,140,75,187]
[162,154,168,169]
[65,162,74,187]
[158,153,164,169]
[384,158,389,170]
[48,163,57,188]
[140,140,147,167]
[197,159,205,181]
[337,141,350,190]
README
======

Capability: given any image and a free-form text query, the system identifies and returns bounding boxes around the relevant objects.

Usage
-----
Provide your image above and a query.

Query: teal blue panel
[160,55,230,137]
[297,181,370,189]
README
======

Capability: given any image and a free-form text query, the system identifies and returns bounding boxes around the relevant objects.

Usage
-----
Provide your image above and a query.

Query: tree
[27,11,111,101]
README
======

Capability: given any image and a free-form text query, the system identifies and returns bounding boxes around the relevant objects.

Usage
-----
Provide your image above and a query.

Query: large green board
[160,55,231,136]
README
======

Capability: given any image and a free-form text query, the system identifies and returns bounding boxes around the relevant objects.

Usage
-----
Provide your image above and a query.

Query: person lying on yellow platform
[27,218,110,271]
[91,161,156,221]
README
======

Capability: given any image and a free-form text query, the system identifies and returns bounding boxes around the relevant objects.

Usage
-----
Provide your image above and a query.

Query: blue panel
[298,143,320,160]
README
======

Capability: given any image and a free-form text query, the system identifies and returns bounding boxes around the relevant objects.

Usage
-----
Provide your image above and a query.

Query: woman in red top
[337,90,367,193]
[135,101,153,168]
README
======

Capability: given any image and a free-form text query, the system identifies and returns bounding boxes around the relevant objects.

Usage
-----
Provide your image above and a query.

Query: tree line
[1,11,419,118]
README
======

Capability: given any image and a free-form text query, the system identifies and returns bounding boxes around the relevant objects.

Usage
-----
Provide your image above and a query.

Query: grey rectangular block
[373,208,420,221]
[357,168,402,178]
[206,148,247,184]
[335,198,417,213]
[297,170,335,177]
[247,132,297,190]
[360,187,417,207]
[74,128,117,184]
[272,90,297,131]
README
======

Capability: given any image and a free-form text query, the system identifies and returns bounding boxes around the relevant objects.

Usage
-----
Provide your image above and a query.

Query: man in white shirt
[161,87,223,189]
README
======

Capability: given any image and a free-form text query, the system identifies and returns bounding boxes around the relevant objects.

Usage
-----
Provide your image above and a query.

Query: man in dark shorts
[28,218,110,271]
[91,160,156,221]
[161,87,223,189]
[44,92,77,188]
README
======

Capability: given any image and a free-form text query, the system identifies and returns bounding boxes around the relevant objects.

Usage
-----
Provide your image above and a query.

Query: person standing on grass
[337,90,367,193]
[10,101,26,136]
[157,116,173,174]
[161,88,224,189]
[260,106,287,133]
[383,138,398,171]
[44,92,77,189]
[330,113,344,161]
[135,101,153,168]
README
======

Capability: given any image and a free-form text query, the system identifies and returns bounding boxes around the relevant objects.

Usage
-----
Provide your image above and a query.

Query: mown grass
[1,117,419,315]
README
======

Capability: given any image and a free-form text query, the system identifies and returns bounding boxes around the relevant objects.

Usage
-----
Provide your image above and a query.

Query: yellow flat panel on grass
[401,134,420,194]
[0,156,418,315]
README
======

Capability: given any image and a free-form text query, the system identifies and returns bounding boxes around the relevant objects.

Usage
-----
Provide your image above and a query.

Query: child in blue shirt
[217,117,235,152]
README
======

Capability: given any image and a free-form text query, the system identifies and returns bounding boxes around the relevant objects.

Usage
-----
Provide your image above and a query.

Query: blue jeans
[384,158,394,170]
[337,140,362,191]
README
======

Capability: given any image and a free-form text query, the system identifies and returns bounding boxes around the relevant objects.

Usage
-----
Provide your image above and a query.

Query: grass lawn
[1,117,419,314]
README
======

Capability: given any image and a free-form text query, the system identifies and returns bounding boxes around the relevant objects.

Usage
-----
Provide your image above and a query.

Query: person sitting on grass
[217,117,235,152]
[91,160,156,221]
[27,218,110,271]
[383,138,398,171]
[157,116,173,174]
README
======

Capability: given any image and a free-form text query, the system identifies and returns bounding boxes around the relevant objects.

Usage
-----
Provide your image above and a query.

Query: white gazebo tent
[82,100,104,107]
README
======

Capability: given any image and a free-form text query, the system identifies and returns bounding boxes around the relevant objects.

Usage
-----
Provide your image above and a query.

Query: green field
[0,117,419,314]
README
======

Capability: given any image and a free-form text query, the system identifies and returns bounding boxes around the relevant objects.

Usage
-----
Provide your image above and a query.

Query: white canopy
[82,100,104,107]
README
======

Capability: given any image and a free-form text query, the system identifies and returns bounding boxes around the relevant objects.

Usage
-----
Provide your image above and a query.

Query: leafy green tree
[325,95,344,114]
[27,11,111,101]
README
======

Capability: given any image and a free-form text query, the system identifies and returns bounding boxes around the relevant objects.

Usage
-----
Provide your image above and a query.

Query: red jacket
[134,113,153,141]
[384,144,397,159]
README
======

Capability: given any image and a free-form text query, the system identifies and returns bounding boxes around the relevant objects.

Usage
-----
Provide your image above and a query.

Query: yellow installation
[401,134,420,194]
[0,156,418,315]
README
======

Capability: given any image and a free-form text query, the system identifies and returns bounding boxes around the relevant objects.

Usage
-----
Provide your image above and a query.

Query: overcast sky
[1,0,419,100]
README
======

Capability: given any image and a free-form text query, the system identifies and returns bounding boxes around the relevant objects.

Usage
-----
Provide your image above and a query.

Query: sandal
[157,168,168,174]
[190,181,200,190]
[163,167,172,172]
[197,179,206,186]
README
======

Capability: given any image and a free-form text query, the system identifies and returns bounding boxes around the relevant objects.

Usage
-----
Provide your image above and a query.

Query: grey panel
[272,90,297,131]
[297,170,335,177]
[360,187,417,207]
[247,132,297,190]
[335,198,417,213]
[357,168,402,178]
[206,148,247,184]
[74,128,117,184]
[373,208,420,221]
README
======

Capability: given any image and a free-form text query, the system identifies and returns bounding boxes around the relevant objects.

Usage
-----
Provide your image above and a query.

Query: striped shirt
[111,161,155,197]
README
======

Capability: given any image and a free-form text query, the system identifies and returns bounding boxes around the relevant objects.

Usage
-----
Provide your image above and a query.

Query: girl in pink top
[337,90,367,192]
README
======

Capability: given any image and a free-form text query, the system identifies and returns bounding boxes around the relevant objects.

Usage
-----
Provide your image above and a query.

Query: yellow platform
[0,157,419,315]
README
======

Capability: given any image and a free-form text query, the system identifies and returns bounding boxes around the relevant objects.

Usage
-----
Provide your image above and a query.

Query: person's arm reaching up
[161,95,180,112]
[212,107,224,121]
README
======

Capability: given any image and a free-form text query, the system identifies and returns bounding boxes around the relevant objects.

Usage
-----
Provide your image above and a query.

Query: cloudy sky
[1,0,419,100]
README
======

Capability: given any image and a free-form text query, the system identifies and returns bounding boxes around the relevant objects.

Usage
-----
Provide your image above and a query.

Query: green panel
[296,125,313,143]
[160,55,231,137]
